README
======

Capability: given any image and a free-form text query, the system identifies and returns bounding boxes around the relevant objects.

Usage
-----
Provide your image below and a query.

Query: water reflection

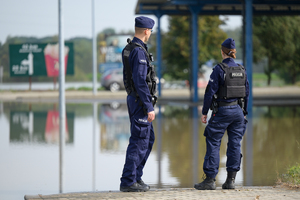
[247,106,300,186]
[245,114,253,186]
[99,103,130,152]
[10,109,74,144]
[0,102,300,200]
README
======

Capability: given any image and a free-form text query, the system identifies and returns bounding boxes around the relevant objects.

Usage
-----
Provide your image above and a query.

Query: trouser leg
[203,124,225,179]
[136,124,155,181]
[120,136,139,186]
[226,116,247,172]
[120,118,151,187]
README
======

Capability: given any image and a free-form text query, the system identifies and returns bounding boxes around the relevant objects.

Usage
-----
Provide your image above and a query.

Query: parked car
[101,67,164,92]
[101,68,125,92]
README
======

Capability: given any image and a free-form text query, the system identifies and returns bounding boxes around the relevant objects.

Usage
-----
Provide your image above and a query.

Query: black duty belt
[218,100,238,107]
[129,91,138,98]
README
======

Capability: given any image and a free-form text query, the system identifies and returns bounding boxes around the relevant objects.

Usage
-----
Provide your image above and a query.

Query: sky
[0,0,242,44]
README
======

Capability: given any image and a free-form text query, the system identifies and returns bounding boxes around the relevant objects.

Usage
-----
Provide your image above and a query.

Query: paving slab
[24,187,300,200]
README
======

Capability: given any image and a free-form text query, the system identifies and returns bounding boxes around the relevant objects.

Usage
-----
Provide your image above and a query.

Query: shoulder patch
[139,59,147,64]
[123,49,130,57]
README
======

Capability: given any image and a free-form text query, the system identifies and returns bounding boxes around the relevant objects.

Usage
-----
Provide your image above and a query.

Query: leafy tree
[161,16,227,80]
[223,27,243,60]
[253,16,300,85]
[101,28,116,36]
[279,16,300,84]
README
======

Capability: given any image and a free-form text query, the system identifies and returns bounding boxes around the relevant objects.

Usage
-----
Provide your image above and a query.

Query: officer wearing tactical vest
[194,38,249,190]
[120,16,157,192]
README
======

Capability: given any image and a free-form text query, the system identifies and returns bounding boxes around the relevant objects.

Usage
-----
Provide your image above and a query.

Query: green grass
[252,73,281,81]
[286,164,300,185]
[278,163,300,189]
[253,73,285,87]
[66,86,105,91]
[85,73,102,81]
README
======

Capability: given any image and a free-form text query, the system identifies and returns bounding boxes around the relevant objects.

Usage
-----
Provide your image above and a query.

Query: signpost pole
[58,0,66,194]
[0,66,3,83]
[29,76,32,91]
[0,66,3,90]
[53,77,57,90]
[92,0,97,95]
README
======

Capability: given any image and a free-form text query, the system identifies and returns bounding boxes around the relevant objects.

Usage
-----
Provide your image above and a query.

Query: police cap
[221,38,235,49]
[135,16,155,29]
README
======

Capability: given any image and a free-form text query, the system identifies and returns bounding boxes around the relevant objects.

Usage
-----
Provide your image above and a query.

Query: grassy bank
[66,86,105,91]
[252,73,285,87]
[278,163,300,189]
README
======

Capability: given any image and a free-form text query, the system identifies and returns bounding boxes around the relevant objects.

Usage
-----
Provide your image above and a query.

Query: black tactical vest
[123,38,157,97]
[217,63,246,99]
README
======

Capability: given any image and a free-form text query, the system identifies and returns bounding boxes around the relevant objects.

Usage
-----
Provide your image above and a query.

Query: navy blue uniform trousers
[120,95,155,187]
[203,105,248,179]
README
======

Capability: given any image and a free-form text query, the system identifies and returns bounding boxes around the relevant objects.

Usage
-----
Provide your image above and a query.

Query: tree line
[0,16,299,85]
[157,15,300,85]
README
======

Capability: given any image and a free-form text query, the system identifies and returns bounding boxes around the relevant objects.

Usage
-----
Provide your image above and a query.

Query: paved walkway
[24,186,300,200]
[1,86,300,102]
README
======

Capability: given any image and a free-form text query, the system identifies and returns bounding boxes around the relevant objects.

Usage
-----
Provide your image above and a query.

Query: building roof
[135,0,300,15]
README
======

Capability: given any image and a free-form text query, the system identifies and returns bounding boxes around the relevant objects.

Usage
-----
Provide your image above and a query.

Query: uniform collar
[222,57,235,65]
[132,37,148,50]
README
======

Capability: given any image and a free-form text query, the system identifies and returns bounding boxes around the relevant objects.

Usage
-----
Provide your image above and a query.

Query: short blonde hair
[135,27,146,34]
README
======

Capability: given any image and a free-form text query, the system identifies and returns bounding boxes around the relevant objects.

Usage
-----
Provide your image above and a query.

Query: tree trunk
[267,73,271,86]
[266,56,272,86]
[292,68,296,84]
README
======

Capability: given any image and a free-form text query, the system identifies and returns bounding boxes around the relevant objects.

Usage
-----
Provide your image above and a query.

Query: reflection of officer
[194,38,249,190]
[120,16,157,192]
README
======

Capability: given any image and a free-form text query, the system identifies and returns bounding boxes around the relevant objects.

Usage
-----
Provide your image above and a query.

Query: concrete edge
[24,195,42,200]
[24,186,278,199]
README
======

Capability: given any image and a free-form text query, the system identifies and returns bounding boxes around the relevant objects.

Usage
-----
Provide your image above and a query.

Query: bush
[278,163,300,189]
[286,164,300,185]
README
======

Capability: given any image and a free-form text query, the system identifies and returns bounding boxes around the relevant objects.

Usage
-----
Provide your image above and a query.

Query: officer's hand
[147,111,155,122]
[201,115,207,124]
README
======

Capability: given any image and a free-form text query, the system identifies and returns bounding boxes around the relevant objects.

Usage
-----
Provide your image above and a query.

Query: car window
[103,70,113,76]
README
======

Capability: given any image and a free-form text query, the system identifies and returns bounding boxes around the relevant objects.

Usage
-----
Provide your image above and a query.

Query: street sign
[9,43,74,77]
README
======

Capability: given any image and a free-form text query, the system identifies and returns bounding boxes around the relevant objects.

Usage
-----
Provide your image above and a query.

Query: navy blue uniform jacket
[122,37,154,114]
[202,58,250,115]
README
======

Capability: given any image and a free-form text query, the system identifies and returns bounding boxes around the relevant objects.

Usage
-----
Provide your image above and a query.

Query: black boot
[120,182,149,192]
[222,171,237,189]
[194,175,216,190]
[137,179,150,190]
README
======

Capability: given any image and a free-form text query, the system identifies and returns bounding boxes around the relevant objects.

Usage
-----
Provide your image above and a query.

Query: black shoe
[120,182,149,192]
[194,175,216,190]
[137,179,150,190]
[222,171,237,189]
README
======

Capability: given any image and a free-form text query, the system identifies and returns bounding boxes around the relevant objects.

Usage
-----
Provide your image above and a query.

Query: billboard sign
[99,35,131,73]
[9,43,74,77]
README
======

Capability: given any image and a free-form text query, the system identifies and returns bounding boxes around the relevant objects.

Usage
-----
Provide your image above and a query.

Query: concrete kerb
[1,87,300,101]
[24,186,300,200]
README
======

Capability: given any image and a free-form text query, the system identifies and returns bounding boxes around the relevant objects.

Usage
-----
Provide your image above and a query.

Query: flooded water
[0,101,300,200]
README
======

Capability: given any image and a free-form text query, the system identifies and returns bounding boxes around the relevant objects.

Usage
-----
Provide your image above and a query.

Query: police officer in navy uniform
[120,16,157,192]
[194,38,249,190]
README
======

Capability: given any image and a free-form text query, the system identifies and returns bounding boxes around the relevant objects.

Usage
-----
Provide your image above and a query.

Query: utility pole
[58,0,66,194]
[92,0,97,95]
